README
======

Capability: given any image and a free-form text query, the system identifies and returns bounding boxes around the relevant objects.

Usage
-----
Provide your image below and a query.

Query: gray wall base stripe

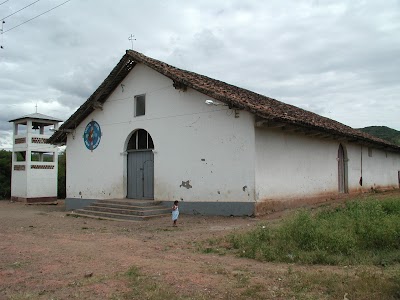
[65,198,98,211]
[161,201,255,216]
[65,198,255,216]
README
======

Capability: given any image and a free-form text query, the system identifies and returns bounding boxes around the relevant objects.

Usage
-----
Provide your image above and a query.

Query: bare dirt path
[0,198,393,300]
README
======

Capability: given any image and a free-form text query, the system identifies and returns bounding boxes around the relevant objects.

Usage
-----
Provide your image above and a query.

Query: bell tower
[9,113,62,203]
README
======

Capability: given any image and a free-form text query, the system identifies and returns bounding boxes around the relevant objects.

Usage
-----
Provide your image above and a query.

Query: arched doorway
[338,144,348,193]
[127,129,154,199]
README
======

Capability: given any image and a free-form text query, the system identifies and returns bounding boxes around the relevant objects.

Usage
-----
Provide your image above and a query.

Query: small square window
[368,147,373,157]
[15,151,26,162]
[134,95,145,117]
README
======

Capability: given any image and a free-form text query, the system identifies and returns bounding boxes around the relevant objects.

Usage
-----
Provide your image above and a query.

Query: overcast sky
[1,0,399,150]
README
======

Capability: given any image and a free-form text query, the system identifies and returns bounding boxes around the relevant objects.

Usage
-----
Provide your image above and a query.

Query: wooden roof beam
[304,131,322,137]
[255,119,285,129]
[92,101,103,110]
[267,122,286,129]
[173,81,187,91]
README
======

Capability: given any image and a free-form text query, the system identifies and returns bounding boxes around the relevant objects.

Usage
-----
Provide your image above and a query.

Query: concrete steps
[68,199,170,221]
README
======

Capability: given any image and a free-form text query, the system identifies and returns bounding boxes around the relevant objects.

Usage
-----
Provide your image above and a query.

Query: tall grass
[229,197,400,265]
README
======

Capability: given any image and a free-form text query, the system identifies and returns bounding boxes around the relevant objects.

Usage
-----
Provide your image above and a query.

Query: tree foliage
[359,126,400,146]
[58,151,66,199]
[0,150,12,199]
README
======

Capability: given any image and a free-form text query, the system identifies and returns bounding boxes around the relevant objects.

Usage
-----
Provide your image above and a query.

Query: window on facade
[134,95,146,117]
[15,151,26,162]
[127,129,154,150]
[31,151,54,162]
[368,147,373,157]
[14,123,27,135]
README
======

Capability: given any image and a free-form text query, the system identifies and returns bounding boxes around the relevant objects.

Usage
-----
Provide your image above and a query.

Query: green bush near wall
[229,197,400,266]
[57,152,66,199]
[0,150,12,199]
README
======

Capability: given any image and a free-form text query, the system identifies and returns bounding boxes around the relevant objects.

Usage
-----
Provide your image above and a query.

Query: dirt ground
[0,197,395,300]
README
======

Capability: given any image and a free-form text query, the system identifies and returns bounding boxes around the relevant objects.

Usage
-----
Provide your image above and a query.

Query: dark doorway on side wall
[338,144,348,193]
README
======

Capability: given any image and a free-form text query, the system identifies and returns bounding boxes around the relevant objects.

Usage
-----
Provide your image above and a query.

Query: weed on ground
[200,194,400,299]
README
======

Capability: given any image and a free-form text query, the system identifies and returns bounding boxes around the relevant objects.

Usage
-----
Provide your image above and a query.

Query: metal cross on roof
[128,34,136,50]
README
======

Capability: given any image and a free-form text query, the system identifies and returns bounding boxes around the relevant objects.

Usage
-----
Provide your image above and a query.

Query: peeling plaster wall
[255,127,400,203]
[66,63,256,204]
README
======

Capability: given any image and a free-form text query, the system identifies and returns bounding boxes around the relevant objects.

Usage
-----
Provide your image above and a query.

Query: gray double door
[127,150,154,199]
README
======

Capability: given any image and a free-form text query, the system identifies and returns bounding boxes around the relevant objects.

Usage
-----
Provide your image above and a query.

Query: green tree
[0,150,12,199]
[58,151,66,199]
[359,126,400,146]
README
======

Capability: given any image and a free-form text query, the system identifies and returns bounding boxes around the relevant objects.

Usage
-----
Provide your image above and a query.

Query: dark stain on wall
[180,180,192,189]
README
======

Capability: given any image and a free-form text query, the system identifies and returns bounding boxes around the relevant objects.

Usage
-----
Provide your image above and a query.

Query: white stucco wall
[11,126,58,199]
[255,127,339,201]
[347,144,400,191]
[66,63,256,203]
[27,166,58,197]
[11,167,27,198]
[255,127,400,202]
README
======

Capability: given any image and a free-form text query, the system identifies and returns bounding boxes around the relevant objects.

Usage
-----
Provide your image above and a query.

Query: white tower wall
[9,114,61,203]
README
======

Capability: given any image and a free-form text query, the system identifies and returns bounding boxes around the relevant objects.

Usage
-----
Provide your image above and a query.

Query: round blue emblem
[83,121,101,150]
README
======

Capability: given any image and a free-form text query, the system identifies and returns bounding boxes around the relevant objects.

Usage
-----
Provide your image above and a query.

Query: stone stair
[68,199,171,221]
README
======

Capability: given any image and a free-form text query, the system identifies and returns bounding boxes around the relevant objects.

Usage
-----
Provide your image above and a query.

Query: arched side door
[127,129,154,199]
[338,144,348,193]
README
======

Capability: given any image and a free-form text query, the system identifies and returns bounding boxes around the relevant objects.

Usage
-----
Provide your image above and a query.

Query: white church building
[49,50,400,215]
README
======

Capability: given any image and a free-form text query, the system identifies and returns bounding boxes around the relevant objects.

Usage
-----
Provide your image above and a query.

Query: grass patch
[9,261,24,269]
[196,238,227,255]
[120,266,208,300]
[284,267,400,300]
[228,196,400,266]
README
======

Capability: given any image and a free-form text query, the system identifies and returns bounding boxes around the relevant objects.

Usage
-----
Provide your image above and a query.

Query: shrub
[228,197,400,265]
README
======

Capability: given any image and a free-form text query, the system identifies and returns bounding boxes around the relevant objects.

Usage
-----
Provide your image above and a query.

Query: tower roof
[9,113,63,123]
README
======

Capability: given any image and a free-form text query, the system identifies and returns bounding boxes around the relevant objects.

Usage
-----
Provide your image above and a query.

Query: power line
[1,0,72,34]
[0,0,10,6]
[1,0,41,20]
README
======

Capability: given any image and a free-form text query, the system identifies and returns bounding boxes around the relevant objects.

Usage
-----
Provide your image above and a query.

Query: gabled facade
[49,50,400,215]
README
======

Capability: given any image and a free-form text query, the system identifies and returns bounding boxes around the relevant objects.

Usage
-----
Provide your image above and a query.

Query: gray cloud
[1,0,399,149]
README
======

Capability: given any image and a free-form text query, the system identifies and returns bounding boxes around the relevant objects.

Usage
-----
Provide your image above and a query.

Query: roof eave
[48,54,136,144]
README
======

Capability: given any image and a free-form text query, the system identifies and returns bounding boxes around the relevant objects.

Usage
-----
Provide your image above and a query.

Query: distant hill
[358,126,400,146]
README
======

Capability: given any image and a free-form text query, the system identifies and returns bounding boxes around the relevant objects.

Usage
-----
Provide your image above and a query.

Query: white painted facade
[255,127,400,210]
[255,127,340,201]
[66,64,256,206]
[64,62,400,214]
[10,115,60,202]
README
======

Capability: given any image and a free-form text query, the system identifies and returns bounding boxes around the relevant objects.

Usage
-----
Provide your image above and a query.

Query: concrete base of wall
[65,198,99,210]
[11,196,57,204]
[161,200,255,216]
[65,197,255,216]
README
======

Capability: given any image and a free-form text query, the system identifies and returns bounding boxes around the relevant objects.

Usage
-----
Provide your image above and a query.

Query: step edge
[72,210,170,219]
[67,212,142,222]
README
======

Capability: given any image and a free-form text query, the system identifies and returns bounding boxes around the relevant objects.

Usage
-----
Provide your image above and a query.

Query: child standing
[172,200,179,227]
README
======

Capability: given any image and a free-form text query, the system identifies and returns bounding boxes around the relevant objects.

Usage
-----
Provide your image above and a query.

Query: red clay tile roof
[49,50,400,152]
